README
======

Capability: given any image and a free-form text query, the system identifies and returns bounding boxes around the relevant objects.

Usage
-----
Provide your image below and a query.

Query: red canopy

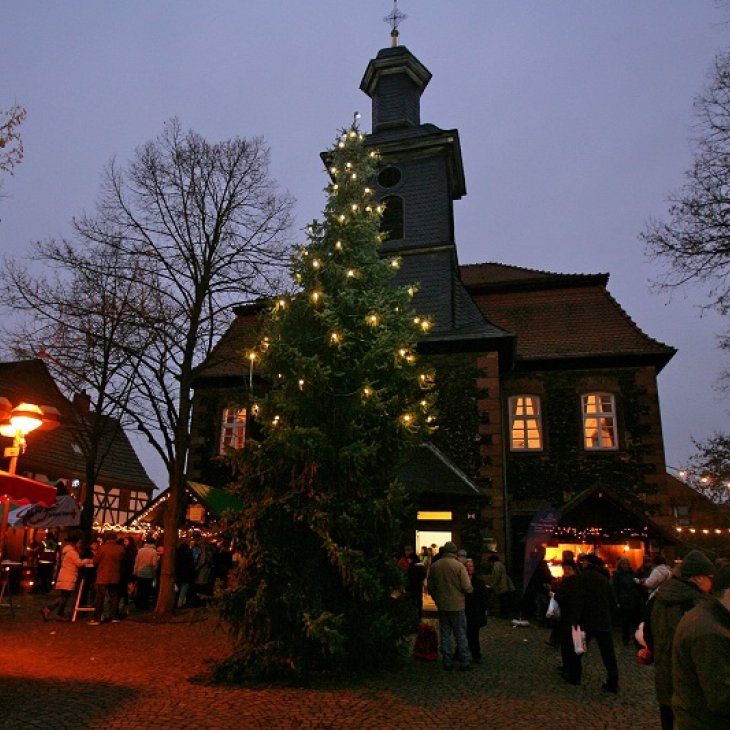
[0,471,57,506]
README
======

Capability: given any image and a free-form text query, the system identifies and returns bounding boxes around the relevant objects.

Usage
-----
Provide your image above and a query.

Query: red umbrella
[0,471,57,506]
[0,473,57,562]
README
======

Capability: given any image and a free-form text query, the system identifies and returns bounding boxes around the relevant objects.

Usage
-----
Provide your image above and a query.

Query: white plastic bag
[546,595,560,619]
[571,625,586,655]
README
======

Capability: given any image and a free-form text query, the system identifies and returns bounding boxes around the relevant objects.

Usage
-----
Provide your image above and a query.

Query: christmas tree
[217,121,436,682]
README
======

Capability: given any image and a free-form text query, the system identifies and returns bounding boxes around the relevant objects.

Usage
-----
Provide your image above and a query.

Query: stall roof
[557,485,677,544]
[129,481,244,526]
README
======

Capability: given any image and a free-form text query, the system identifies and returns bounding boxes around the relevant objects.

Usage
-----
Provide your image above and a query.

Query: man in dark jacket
[555,560,582,685]
[672,565,730,729]
[649,549,714,730]
[572,553,619,693]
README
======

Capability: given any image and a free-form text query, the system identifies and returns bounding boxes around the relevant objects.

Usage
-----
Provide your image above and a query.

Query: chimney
[73,392,91,415]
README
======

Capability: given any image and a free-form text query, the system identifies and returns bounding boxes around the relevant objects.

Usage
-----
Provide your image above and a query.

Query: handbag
[546,595,560,619]
[571,625,586,655]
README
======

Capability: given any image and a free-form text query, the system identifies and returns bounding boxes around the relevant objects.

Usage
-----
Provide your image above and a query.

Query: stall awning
[187,481,244,519]
[0,471,56,506]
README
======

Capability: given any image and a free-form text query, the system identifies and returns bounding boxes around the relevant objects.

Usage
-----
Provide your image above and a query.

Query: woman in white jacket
[41,535,87,621]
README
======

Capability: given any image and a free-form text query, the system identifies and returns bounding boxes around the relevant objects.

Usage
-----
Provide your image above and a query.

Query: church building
[188,39,729,575]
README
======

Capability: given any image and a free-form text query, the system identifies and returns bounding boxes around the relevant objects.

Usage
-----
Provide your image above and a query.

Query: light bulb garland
[243,119,437,442]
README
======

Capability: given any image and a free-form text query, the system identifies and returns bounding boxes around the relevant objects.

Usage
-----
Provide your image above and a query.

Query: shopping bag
[571,625,586,655]
[546,595,560,619]
[413,622,438,661]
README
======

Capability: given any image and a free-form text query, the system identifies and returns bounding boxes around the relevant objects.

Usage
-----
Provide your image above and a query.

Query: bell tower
[360,46,466,258]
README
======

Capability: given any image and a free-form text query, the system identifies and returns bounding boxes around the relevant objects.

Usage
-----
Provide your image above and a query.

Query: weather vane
[384,1,407,48]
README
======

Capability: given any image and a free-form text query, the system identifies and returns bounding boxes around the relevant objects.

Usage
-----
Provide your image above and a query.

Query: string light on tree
[219,113,439,680]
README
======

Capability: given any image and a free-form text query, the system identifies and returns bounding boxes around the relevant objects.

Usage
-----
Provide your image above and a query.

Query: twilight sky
[2,1,728,490]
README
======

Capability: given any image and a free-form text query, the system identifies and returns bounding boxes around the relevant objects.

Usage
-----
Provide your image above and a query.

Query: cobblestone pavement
[0,593,660,729]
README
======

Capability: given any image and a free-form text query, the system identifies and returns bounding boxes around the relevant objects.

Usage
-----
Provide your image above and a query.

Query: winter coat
[406,558,426,596]
[54,543,85,592]
[649,577,710,706]
[555,573,581,640]
[672,597,730,729]
[487,560,515,595]
[175,543,196,584]
[134,544,159,579]
[93,539,125,586]
[572,564,617,632]
[612,567,642,612]
[120,544,137,583]
[644,564,672,597]
[464,574,489,627]
[428,553,473,611]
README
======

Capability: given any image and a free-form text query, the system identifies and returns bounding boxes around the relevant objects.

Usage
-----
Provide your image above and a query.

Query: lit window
[509,395,542,451]
[220,407,247,454]
[582,393,618,450]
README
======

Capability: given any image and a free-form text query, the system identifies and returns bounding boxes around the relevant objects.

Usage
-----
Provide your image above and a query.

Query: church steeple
[360,46,431,132]
[354,39,509,354]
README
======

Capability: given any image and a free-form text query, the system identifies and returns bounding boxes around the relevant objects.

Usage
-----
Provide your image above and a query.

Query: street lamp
[0,399,59,563]
[0,401,45,474]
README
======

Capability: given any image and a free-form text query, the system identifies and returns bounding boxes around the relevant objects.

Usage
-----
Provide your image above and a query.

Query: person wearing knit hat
[649,550,715,730]
[671,565,730,728]
[679,549,716,579]
[427,541,473,671]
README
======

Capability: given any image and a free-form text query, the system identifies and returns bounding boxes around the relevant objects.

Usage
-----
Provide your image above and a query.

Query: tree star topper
[384,1,407,47]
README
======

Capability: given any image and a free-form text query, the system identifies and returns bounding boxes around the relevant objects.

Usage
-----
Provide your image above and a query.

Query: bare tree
[642,49,730,495]
[0,104,27,211]
[0,104,26,176]
[1,243,152,536]
[642,50,730,313]
[685,433,730,504]
[72,119,293,614]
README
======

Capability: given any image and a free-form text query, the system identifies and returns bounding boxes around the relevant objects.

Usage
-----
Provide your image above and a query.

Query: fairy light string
[246,118,437,436]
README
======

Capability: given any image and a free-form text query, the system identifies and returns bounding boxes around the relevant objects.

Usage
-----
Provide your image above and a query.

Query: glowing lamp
[1,403,44,437]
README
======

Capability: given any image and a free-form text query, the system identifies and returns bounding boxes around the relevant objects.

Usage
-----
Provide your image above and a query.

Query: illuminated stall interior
[543,486,677,578]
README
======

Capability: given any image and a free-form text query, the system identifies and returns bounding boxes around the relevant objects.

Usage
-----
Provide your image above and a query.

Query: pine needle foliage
[216,123,436,682]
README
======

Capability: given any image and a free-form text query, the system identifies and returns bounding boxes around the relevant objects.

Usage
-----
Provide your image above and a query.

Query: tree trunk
[154,472,185,616]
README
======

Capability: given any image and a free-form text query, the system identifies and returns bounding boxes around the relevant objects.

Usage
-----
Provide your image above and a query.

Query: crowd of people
[38,530,233,624]
[401,541,730,728]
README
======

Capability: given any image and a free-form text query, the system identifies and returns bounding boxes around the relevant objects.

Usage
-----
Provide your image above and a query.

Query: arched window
[380,195,403,241]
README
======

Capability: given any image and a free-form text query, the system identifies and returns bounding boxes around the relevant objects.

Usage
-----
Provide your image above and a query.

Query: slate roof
[0,359,155,493]
[394,250,513,350]
[461,262,676,369]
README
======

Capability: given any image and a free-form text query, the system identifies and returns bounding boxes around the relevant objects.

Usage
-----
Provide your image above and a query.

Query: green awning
[187,481,245,519]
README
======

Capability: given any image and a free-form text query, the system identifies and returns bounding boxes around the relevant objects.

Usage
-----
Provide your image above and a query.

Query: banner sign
[521,507,561,595]
[12,495,82,528]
